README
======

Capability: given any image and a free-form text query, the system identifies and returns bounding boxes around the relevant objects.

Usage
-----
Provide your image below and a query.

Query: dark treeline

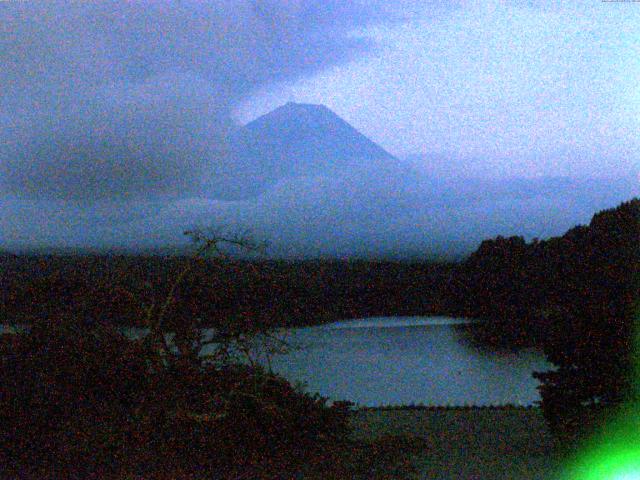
[2,198,637,349]
[0,255,454,329]
[442,197,639,439]
[442,198,640,349]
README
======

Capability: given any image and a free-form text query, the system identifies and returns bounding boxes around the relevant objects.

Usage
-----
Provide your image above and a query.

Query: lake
[258,316,553,407]
[0,316,553,407]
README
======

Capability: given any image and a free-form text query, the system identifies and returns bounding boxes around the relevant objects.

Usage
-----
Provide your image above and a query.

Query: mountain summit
[244,102,395,175]
[207,102,397,199]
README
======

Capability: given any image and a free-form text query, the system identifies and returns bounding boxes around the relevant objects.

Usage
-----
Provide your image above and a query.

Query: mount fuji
[203,102,398,199]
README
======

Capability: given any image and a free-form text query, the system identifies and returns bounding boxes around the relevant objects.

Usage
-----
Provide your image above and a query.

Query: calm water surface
[1,316,553,407]
[263,316,552,407]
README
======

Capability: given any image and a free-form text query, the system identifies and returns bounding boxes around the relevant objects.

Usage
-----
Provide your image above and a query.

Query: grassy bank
[350,407,564,480]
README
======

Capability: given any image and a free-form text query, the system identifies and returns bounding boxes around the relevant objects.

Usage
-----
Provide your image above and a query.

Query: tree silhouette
[0,229,357,479]
[533,199,640,439]
[446,198,640,438]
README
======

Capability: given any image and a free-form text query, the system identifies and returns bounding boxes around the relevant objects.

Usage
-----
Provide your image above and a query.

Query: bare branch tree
[142,227,289,375]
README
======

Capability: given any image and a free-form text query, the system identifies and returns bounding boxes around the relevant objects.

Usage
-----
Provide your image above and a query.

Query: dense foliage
[3,198,638,451]
[447,199,640,438]
[0,315,356,479]
[0,232,423,479]
[534,199,640,439]
[445,199,639,345]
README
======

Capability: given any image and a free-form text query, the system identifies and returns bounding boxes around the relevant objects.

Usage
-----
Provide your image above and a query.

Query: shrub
[0,316,353,479]
[0,231,354,479]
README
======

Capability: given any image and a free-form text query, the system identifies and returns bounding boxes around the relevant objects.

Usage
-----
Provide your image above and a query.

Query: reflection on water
[327,316,477,329]
[266,317,552,407]
[0,316,552,407]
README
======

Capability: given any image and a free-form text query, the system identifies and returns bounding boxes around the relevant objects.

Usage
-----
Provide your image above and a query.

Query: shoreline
[356,403,540,411]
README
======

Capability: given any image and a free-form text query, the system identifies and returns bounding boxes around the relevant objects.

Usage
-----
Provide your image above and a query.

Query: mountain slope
[243,101,396,176]
[204,102,398,199]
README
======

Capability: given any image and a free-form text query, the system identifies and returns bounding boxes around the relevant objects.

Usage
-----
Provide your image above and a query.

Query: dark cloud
[0,0,384,201]
[2,72,234,200]
[0,1,377,100]
[2,1,632,257]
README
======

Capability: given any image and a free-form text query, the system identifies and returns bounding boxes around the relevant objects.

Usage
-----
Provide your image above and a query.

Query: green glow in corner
[613,472,640,480]
[562,401,640,480]
[563,294,640,480]
[575,452,640,480]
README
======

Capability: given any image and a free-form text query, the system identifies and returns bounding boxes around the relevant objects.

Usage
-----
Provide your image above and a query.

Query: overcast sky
[236,0,640,178]
[0,1,638,255]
